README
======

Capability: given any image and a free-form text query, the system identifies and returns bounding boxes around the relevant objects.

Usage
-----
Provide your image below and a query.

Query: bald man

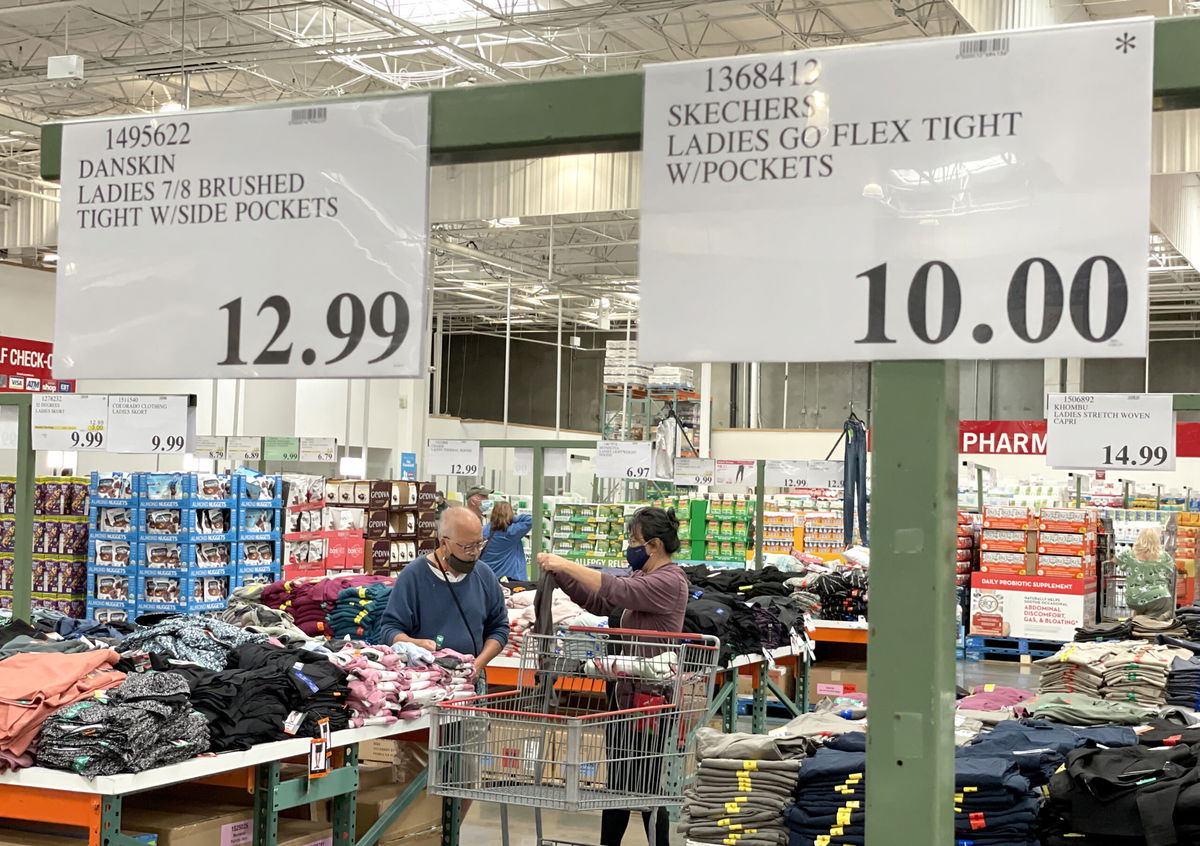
[379,506,508,673]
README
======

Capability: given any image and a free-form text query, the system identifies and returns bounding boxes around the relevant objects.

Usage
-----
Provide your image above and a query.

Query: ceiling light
[487,217,521,228]
[159,101,184,113]
[41,253,58,263]
[8,130,29,137]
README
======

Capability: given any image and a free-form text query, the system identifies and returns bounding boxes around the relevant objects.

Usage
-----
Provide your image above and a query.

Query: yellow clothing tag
[725,802,742,813]
[718,818,730,826]
[964,786,978,793]
[743,760,758,770]
[984,683,996,692]
[729,823,743,831]
[849,772,863,781]
[847,801,861,809]
[831,826,844,836]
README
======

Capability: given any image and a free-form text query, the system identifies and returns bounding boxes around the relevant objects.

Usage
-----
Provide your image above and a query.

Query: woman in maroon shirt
[537,506,689,846]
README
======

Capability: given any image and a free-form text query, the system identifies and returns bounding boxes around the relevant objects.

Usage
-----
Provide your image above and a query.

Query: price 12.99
[449,463,479,476]
[1102,445,1168,467]
[219,292,410,368]
[856,256,1127,347]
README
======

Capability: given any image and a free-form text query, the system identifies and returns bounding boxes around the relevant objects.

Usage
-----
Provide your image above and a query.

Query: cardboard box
[979,550,1034,576]
[368,481,393,509]
[1037,531,1097,556]
[969,572,1097,641]
[121,806,255,846]
[356,786,443,845]
[359,738,401,764]
[736,666,793,701]
[808,662,868,705]
[1035,554,1096,579]
[980,529,1034,553]
[0,828,156,845]
[982,506,1033,531]
[1038,508,1096,533]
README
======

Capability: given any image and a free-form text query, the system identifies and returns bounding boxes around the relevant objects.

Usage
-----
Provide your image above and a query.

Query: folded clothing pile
[330,641,476,726]
[118,615,268,670]
[1036,642,1114,698]
[1037,641,1192,707]
[784,571,868,622]
[0,649,125,772]
[785,734,867,846]
[36,671,209,776]
[952,756,1041,846]
[1027,692,1154,726]
[1167,655,1200,709]
[1074,620,1132,642]
[957,720,1138,789]
[262,575,393,638]
[1130,614,1188,640]
[218,584,313,643]
[679,756,800,845]
[1176,605,1200,638]
[330,581,395,643]
[172,641,349,751]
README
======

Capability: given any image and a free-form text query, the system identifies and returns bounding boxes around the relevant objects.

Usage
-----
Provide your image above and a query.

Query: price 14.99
[1102,445,1168,467]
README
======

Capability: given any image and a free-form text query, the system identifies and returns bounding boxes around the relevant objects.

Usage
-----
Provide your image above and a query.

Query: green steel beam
[0,395,34,622]
[38,16,1200,180]
[866,361,958,846]
[1174,395,1200,411]
[754,459,766,570]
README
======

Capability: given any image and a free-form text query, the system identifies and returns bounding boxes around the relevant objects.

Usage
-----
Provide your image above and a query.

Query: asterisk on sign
[1115,32,1136,53]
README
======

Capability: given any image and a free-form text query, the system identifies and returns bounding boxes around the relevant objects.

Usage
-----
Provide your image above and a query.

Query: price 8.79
[1102,445,1169,467]
[219,292,410,368]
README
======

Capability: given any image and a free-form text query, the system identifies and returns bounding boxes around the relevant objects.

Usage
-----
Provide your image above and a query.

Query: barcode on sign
[290,107,328,125]
[957,37,1010,59]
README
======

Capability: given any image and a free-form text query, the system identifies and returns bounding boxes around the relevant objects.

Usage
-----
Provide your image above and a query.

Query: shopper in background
[379,506,508,674]
[434,491,448,517]
[1117,527,1176,620]
[465,485,491,522]
[537,506,689,846]
[479,500,533,581]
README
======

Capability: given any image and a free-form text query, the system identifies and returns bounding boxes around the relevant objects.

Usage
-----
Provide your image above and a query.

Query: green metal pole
[754,459,766,569]
[12,395,33,623]
[866,361,957,846]
[976,466,984,513]
[531,446,545,579]
[1075,475,1082,508]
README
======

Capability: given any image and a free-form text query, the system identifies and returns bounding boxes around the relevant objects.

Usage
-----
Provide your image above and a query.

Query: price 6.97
[626,467,651,479]
[218,292,409,368]
[1102,445,1168,467]
[856,256,1127,346]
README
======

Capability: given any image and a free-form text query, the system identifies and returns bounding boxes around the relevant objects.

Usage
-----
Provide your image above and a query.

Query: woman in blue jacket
[480,500,534,581]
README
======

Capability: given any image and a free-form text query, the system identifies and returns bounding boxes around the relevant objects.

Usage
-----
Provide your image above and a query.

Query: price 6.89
[219,292,409,368]
[856,256,1127,346]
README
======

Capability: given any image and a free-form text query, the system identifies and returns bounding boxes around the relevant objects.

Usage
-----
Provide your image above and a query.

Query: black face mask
[447,552,477,575]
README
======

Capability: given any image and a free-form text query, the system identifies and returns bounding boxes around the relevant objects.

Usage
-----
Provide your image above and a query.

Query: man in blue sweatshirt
[379,506,509,674]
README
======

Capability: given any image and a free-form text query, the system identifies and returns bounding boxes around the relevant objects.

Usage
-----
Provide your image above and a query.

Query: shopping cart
[430,626,721,846]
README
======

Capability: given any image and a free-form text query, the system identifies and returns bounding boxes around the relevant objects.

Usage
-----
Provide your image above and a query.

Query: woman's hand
[537,553,573,573]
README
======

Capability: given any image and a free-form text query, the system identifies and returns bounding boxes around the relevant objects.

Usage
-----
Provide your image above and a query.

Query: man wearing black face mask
[379,507,509,674]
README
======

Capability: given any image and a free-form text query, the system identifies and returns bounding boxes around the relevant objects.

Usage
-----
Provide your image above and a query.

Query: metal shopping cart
[430,626,721,846]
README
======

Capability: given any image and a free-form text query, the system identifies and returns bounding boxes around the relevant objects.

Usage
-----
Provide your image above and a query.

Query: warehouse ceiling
[0,0,1192,335]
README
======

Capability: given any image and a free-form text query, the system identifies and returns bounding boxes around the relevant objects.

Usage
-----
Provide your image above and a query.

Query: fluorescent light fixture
[487,217,521,228]
[159,101,184,113]
[340,455,366,478]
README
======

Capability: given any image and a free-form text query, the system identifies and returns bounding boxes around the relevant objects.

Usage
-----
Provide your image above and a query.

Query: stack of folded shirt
[1167,655,1200,708]
[218,584,313,643]
[953,756,1040,846]
[36,671,209,776]
[1100,642,1191,707]
[1036,642,1117,697]
[262,575,393,638]
[1027,691,1154,725]
[330,581,395,643]
[1074,620,1132,642]
[331,642,476,726]
[957,720,1137,789]
[118,616,267,670]
[1175,605,1200,638]
[1130,614,1187,640]
[784,734,867,846]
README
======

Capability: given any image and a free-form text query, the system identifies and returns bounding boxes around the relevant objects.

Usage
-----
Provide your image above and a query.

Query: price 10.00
[1102,445,1168,467]
[856,256,1127,347]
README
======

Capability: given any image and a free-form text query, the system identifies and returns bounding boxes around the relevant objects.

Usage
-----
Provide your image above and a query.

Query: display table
[0,719,434,846]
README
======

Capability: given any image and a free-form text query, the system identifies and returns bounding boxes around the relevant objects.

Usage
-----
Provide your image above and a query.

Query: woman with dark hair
[537,506,689,846]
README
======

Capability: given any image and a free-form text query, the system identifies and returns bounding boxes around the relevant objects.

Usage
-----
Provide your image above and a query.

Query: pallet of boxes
[970,506,1098,647]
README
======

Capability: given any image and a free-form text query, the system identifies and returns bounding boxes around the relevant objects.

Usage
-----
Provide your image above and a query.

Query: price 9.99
[71,430,104,449]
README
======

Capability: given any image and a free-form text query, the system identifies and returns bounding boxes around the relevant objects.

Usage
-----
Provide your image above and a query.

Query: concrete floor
[460,659,1042,846]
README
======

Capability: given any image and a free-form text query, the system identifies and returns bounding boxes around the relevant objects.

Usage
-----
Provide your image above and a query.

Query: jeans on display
[843,419,868,547]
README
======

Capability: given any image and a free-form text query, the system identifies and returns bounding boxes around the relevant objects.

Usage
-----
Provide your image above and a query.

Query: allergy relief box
[969,573,1097,642]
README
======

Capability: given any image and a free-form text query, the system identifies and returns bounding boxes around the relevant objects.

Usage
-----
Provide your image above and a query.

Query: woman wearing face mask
[536,506,689,846]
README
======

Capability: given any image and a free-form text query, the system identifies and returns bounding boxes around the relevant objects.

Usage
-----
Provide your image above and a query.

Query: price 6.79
[856,256,1127,346]
[219,292,410,368]
[1102,445,1168,467]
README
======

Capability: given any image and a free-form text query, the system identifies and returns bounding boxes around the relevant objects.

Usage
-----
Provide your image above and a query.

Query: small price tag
[192,435,227,460]
[674,457,716,487]
[227,436,263,462]
[426,439,482,477]
[264,436,300,462]
[1047,393,1176,471]
[765,460,808,488]
[106,395,190,454]
[596,440,653,480]
[802,613,816,634]
[283,710,305,735]
[299,436,337,463]
[32,393,109,451]
[514,447,569,477]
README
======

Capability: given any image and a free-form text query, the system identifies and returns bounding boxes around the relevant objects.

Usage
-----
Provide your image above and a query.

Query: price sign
[640,20,1152,362]
[596,441,653,480]
[192,435,227,460]
[674,458,716,486]
[514,448,569,477]
[299,437,337,463]
[426,439,482,477]
[1047,393,1176,471]
[807,460,845,490]
[106,395,190,454]
[264,436,300,462]
[55,97,430,380]
[764,460,809,488]
[32,394,108,451]
[715,459,755,486]
[228,436,263,462]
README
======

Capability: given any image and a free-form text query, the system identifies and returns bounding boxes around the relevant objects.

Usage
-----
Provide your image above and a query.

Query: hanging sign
[596,440,653,480]
[0,337,74,394]
[426,439,481,477]
[106,395,191,454]
[806,460,845,490]
[514,448,569,477]
[54,97,431,380]
[32,393,108,451]
[1047,393,1176,471]
[192,435,227,460]
[227,436,263,462]
[299,437,337,463]
[715,459,755,486]
[674,457,716,486]
[764,460,810,488]
[264,436,301,462]
[640,20,1153,362]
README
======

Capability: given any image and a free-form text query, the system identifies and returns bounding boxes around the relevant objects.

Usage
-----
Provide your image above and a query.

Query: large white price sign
[1047,394,1176,471]
[55,98,430,379]
[715,459,755,486]
[806,460,845,490]
[427,439,481,477]
[640,21,1152,362]
[764,460,810,488]
[596,441,653,480]
[32,393,108,451]
[674,458,716,486]
[193,435,227,460]
[227,436,263,462]
[300,437,338,463]
[106,395,190,454]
